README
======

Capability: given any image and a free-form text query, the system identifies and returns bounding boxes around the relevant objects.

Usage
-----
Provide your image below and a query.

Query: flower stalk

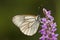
[39,8,58,40]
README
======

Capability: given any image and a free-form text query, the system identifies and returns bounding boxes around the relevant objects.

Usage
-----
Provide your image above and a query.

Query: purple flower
[39,35,45,40]
[43,8,51,15]
[51,28,57,32]
[47,15,54,21]
[50,22,57,28]
[39,29,46,34]
[39,35,49,40]
[51,33,58,37]
[47,11,51,15]
[41,18,47,23]
[39,8,58,40]
[41,24,47,29]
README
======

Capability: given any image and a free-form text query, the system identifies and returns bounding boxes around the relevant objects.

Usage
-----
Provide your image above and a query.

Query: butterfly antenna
[37,7,40,15]
[37,7,42,18]
[37,7,43,23]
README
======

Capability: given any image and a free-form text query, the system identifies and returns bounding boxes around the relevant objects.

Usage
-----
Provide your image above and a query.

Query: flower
[39,8,58,40]
[41,18,47,23]
[50,22,57,28]
[41,24,47,29]
[39,29,46,35]
[43,8,51,15]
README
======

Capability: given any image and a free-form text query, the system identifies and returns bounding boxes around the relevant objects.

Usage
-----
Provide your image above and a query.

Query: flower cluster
[39,8,58,40]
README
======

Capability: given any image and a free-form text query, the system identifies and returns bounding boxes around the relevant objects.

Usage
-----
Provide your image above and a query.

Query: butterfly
[12,7,46,36]
[12,15,41,36]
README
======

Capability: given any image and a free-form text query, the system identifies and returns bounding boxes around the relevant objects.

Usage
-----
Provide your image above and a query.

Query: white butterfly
[12,15,41,36]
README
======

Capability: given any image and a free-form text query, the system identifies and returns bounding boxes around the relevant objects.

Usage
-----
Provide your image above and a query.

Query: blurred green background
[0,0,59,40]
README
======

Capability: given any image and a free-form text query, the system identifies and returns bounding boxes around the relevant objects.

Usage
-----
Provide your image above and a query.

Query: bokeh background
[0,0,59,40]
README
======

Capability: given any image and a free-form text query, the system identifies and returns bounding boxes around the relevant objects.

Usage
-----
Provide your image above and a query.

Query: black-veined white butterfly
[12,7,45,36]
[12,15,41,36]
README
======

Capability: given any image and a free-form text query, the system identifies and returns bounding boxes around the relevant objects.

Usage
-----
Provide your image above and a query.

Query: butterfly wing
[12,15,40,36]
